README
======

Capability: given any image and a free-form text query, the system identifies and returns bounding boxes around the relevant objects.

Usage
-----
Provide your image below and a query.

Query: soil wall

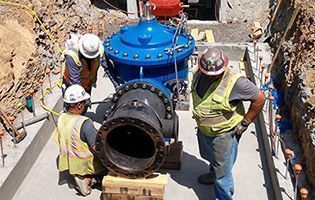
[269,0,315,196]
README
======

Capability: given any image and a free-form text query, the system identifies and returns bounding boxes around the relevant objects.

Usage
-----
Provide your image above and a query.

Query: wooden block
[104,193,163,200]
[252,21,262,38]
[190,28,199,40]
[205,30,215,43]
[103,173,168,198]
[196,31,205,41]
[161,141,183,170]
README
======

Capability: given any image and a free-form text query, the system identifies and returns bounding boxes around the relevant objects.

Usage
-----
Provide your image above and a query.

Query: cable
[171,14,187,99]
[39,80,62,116]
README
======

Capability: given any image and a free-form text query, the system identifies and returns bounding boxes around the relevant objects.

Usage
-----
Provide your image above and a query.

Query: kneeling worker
[53,84,105,196]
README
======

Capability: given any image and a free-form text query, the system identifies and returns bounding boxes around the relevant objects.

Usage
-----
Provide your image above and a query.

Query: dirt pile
[269,0,315,196]
[0,0,128,117]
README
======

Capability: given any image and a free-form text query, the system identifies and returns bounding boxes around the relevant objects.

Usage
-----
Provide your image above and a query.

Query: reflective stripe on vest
[62,45,104,92]
[52,113,104,175]
[192,66,245,136]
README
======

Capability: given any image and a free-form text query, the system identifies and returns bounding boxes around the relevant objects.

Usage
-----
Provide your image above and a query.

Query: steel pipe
[96,83,178,178]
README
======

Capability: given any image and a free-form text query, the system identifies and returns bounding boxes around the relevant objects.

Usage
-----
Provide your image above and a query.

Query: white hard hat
[63,85,90,104]
[78,34,102,59]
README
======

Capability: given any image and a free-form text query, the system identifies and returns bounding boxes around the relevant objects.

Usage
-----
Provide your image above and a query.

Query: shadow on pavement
[161,151,215,200]
[86,98,111,124]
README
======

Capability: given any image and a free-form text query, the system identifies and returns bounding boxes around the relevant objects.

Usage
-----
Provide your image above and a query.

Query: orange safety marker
[294,164,302,200]
[300,188,308,200]
[0,129,4,167]
[264,73,270,82]
[285,148,292,179]
[275,114,282,122]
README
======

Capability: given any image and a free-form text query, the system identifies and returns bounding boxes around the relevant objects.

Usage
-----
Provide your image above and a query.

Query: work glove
[233,119,250,141]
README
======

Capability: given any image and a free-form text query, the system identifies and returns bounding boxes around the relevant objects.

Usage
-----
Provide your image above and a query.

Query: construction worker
[53,84,105,196]
[191,47,265,199]
[62,33,104,94]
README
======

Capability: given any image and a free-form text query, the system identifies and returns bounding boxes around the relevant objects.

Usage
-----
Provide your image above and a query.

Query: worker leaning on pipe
[62,33,105,94]
[191,47,265,200]
[53,85,106,196]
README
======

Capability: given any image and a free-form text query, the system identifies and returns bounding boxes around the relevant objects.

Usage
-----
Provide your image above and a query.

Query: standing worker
[62,33,104,94]
[53,85,105,196]
[191,47,265,199]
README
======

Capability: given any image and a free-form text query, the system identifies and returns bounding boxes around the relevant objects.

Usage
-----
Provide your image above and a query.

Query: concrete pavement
[11,58,270,200]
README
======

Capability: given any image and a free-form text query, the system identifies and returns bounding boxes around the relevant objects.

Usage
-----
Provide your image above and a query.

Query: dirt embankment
[0,0,127,117]
[269,0,315,196]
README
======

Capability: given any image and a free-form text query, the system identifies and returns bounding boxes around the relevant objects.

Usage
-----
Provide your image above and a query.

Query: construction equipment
[0,107,27,144]
[149,0,185,17]
[96,1,194,178]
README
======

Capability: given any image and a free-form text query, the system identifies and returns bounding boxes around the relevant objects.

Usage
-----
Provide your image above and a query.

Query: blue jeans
[197,129,239,200]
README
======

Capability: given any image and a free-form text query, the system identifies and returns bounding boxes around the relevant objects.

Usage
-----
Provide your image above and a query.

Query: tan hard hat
[198,47,229,76]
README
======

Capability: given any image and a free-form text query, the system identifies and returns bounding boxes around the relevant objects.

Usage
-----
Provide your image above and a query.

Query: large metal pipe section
[96,2,194,178]
[96,81,178,178]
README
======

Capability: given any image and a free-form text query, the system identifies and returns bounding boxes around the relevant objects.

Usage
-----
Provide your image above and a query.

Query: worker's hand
[233,119,250,140]
[85,99,92,109]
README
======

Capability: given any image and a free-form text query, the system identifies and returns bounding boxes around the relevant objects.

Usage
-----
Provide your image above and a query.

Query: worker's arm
[80,119,98,155]
[244,91,266,123]
[230,76,266,124]
[65,55,80,85]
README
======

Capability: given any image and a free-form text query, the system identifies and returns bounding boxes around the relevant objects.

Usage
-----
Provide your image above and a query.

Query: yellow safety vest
[62,45,104,93]
[191,66,245,136]
[53,113,104,176]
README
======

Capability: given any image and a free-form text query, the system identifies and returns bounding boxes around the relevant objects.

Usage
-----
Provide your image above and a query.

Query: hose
[39,80,62,116]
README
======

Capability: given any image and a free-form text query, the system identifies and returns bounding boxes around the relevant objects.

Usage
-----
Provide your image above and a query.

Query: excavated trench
[268,0,315,197]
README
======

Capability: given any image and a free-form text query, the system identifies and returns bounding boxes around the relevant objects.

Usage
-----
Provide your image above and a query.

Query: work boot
[197,173,214,185]
[74,175,92,196]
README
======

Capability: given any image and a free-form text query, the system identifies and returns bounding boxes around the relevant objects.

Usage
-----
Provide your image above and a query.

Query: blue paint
[103,17,194,101]
[264,76,293,134]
